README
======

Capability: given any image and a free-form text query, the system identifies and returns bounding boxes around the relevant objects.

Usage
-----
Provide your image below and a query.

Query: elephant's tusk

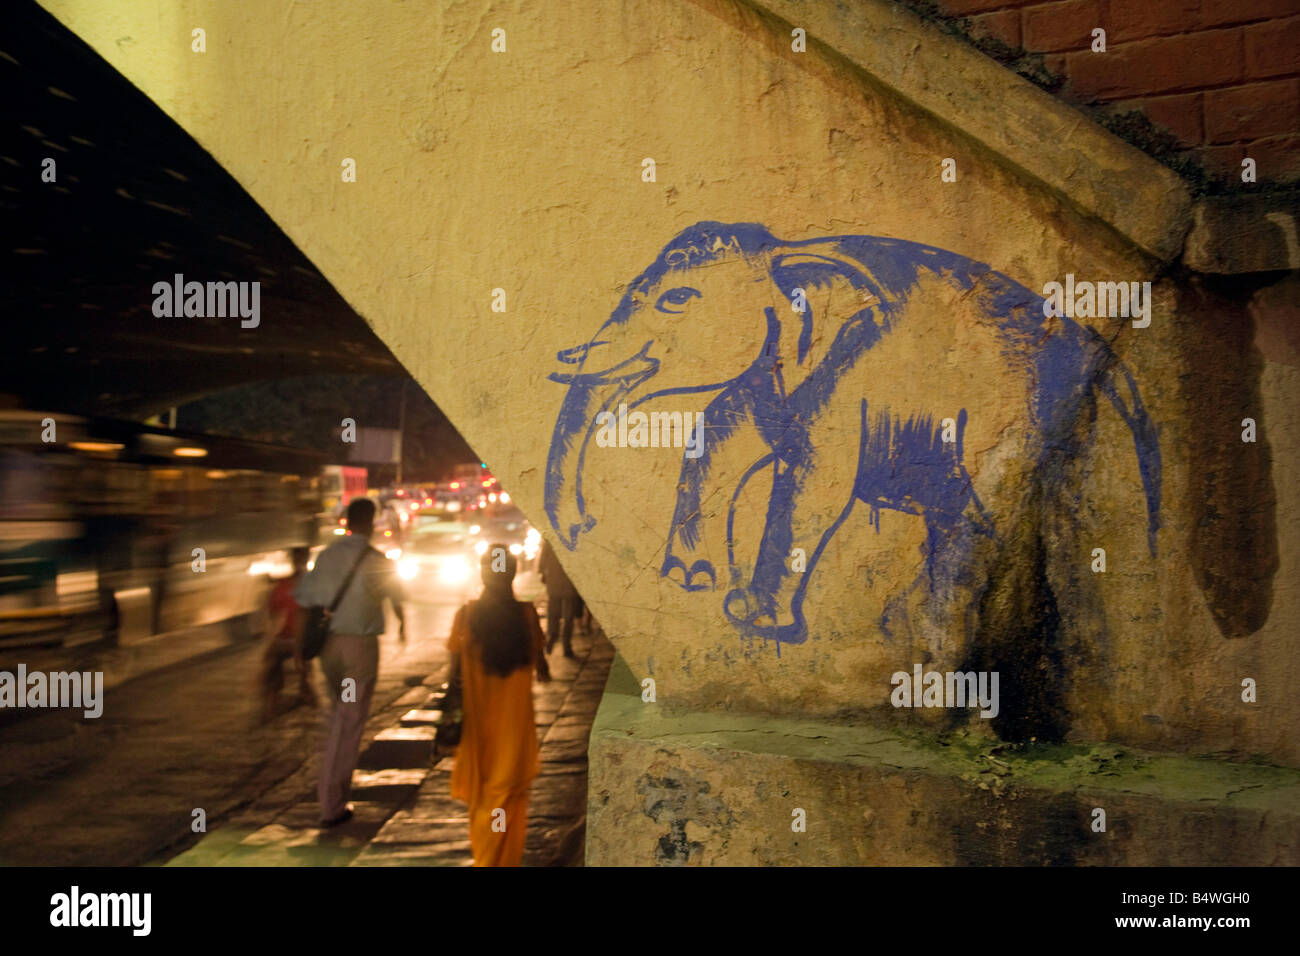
[548,369,652,387]
[556,340,611,365]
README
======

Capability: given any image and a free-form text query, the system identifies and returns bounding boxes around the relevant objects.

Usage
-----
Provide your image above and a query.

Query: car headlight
[474,540,488,556]
[385,547,402,560]
[398,558,418,580]
[508,543,522,555]
[439,556,470,583]
[525,528,540,545]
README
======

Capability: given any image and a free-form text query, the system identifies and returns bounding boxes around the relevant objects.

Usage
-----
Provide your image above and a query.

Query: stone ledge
[588,686,1300,865]
[357,727,436,770]
[698,0,1194,263]
[1184,193,1300,274]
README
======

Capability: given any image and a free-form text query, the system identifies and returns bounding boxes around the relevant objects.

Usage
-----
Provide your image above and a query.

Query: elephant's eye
[655,287,701,314]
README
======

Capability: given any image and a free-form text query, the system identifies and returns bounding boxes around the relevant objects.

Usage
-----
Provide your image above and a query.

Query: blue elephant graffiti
[544,222,1161,650]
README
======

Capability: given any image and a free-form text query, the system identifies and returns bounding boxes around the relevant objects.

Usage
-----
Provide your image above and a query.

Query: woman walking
[446,546,550,866]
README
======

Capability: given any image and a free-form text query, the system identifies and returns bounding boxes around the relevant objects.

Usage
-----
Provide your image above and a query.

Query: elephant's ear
[770,251,890,307]
[770,250,893,363]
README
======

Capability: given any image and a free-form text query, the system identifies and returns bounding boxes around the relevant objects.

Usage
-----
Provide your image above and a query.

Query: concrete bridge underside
[3,4,401,417]
[23,0,1300,864]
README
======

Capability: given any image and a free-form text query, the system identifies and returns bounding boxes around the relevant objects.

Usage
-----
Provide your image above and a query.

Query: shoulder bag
[301,546,371,660]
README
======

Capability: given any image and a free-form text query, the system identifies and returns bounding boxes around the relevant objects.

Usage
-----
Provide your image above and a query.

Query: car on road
[396,512,477,596]
[467,503,540,571]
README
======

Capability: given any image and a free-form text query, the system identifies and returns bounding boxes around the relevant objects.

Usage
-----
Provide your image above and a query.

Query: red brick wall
[928,0,1300,185]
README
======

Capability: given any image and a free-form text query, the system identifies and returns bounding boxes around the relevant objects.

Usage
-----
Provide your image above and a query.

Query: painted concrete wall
[587,655,1300,865]
[37,0,1299,827]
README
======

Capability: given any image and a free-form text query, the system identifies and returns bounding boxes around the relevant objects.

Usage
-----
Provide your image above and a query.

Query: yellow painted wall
[39,0,1299,766]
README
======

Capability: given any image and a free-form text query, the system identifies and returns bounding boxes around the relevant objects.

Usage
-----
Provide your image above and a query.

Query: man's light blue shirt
[295,536,403,637]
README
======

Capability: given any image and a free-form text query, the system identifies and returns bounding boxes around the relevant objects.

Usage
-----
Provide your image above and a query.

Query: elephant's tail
[1092,335,1162,556]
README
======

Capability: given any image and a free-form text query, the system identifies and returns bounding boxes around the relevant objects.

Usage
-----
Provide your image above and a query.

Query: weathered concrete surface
[36,0,1300,863]
[747,0,1193,262]
[589,654,1300,865]
[1185,195,1300,274]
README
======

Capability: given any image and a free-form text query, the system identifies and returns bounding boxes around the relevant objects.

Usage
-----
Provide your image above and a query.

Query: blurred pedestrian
[574,595,595,636]
[538,539,579,658]
[257,546,315,720]
[446,545,550,866]
[143,516,176,635]
[295,498,407,828]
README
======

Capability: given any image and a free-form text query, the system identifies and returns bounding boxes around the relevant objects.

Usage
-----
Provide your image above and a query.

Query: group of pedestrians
[255,496,589,866]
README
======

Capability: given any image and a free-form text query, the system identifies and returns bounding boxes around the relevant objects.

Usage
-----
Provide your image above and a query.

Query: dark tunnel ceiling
[1,1,404,418]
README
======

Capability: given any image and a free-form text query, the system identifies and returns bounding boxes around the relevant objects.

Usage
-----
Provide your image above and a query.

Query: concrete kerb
[585,651,1300,866]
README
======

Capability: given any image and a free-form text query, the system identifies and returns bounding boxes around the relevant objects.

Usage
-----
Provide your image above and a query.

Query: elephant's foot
[661,554,717,591]
[723,588,805,644]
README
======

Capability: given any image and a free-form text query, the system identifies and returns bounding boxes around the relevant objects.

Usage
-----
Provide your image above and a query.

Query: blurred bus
[0,411,323,648]
[321,464,367,512]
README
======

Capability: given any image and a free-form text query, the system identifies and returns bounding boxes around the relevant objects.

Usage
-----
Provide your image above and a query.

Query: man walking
[295,498,406,828]
[538,540,579,659]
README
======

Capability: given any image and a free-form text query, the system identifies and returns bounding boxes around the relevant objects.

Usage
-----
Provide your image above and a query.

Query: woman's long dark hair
[467,547,532,677]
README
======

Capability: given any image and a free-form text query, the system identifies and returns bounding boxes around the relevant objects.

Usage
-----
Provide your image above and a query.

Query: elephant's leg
[660,442,718,591]
[865,406,997,642]
[877,479,999,656]
[660,386,751,591]
[723,400,866,645]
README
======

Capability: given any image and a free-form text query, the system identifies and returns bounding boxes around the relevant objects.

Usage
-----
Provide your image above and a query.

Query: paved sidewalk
[163,623,613,867]
[1,609,443,865]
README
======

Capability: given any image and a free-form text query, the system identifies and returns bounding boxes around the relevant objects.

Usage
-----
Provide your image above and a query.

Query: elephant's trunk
[544,342,658,548]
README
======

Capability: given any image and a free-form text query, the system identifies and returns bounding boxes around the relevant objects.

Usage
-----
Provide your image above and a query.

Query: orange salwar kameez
[448,601,547,866]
